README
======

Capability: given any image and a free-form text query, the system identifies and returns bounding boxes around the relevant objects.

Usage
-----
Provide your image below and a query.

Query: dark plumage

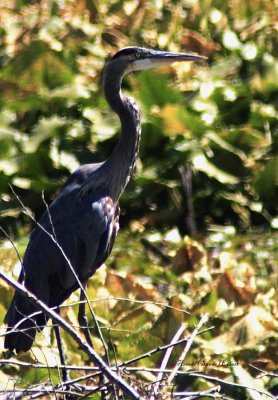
[4,47,204,353]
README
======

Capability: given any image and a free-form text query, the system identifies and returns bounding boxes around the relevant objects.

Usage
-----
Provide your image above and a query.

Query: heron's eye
[135,52,141,58]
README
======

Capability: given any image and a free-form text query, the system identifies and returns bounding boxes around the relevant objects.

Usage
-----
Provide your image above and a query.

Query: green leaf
[7,41,48,75]
[23,116,66,153]
[136,71,183,108]
[191,151,239,184]
[254,157,278,198]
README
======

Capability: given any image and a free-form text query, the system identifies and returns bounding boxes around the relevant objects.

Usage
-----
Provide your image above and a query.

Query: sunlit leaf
[222,30,242,50]
[83,108,117,141]
[205,131,247,161]
[191,151,239,184]
[12,177,32,189]
[206,306,276,354]
[23,116,66,153]
[233,365,272,400]
[47,78,91,100]
[0,159,19,175]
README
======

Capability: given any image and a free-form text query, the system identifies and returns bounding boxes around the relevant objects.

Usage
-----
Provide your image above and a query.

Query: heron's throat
[103,65,141,201]
[105,94,141,201]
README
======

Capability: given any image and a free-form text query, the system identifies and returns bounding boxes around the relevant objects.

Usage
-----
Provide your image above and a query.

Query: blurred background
[0,0,277,397]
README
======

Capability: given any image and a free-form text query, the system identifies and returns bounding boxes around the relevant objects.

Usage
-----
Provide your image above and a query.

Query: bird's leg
[53,309,68,385]
[53,311,84,398]
[78,290,110,400]
[78,286,94,348]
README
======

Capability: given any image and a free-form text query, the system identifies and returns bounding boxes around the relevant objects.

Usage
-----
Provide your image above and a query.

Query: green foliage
[0,0,276,232]
[0,0,277,398]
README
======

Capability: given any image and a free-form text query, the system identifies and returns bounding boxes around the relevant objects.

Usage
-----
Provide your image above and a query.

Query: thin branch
[186,371,275,399]
[121,326,213,368]
[0,359,97,371]
[0,326,214,400]
[52,327,214,389]
[0,388,85,397]
[3,360,271,400]
[167,313,209,385]
[249,364,278,378]
[153,324,186,395]
[173,385,221,398]
[0,226,23,268]
[56,295,191,316]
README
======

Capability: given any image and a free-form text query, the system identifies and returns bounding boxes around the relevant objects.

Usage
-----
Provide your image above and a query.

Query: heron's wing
[22,189,119,306]
[65,194,120,286]
[4,179,120,353]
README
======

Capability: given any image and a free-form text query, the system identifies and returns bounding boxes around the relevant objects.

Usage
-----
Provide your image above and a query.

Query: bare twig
[249,364,278,378]
[186,371,275,399]
[167,313,209,385]
[0,226,23,268]
[0,359,97,371]
[50,327,214,390]
[122,325,213,368]
[2,358,271,400]
[174,385,221,398]
[57,295,191,316]
[153,324,186,395]
[0,387,85,398]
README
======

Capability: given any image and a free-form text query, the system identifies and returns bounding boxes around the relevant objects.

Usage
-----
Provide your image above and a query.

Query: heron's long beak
[152,50,206,62]
[132,50,207,71]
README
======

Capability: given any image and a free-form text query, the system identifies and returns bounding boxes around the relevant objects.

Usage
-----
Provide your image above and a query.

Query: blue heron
[4,47,204,353]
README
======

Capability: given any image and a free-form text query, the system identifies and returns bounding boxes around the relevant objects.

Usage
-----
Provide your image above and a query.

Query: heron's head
[108,46,206,75]
[104,47,206,111]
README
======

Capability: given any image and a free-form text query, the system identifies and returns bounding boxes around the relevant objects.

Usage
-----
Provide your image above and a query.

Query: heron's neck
[103,79,141,201]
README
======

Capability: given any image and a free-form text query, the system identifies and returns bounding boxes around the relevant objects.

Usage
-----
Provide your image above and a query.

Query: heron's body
[4,47,204,353]
[5,164,120,351]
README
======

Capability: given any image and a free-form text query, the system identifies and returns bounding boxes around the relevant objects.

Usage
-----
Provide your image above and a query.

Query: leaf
[47,79,92,100]
[173,238,207,273]
[0,159,19,175]
[233,365,272,400]
[137,71,183,108]
[23,116,66,153]
[191,151,239,184]
[206,306,276,354]
[222,30,242,50]
[217,272,256,305]
[5,41,47,76]
[12,177,32,189]
[205,131,247,161]
[254,157,278,198]
[83,108,117,141]
[106,271,156,301]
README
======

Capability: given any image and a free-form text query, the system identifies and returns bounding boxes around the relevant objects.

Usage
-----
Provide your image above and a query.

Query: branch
[173,385,222,399]
[167,313,209,385]
[249,364,278,378]
[0,226,23,268]
[186,371,275,399]
[153,324,186,395]
[53,327,214,389]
